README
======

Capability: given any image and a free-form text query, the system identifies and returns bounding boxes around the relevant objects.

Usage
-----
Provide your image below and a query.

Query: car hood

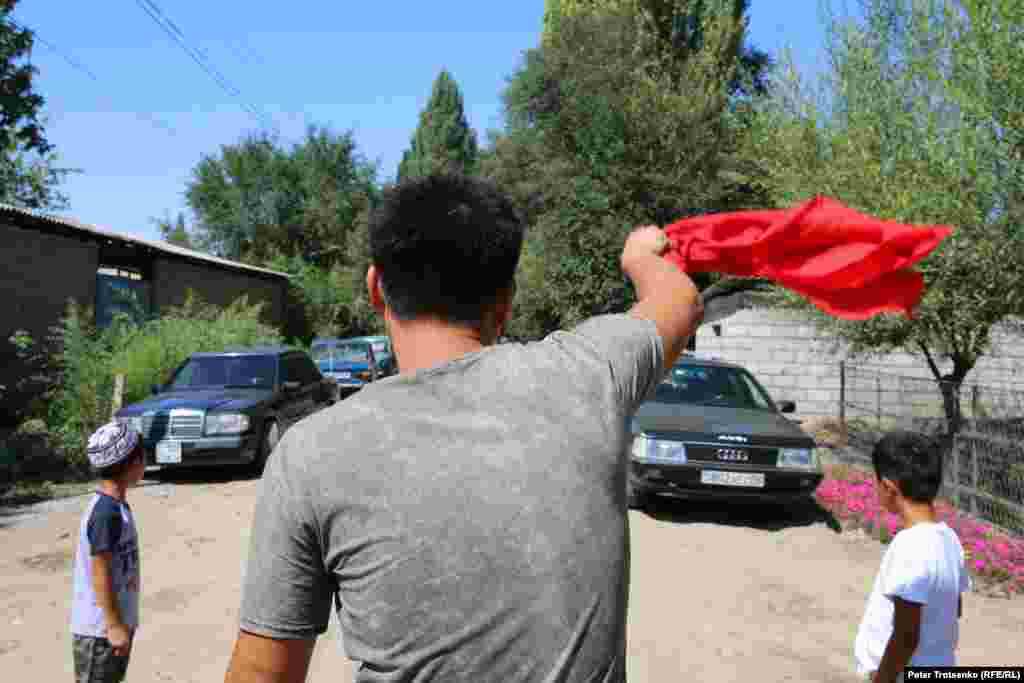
[630,402,813,446]
[118,389,271,415]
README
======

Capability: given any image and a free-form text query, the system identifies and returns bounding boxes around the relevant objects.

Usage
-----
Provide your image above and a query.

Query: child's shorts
[72,634,130,683]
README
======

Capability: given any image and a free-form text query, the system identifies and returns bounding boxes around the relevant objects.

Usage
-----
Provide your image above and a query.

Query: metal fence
[837,363,1024,535]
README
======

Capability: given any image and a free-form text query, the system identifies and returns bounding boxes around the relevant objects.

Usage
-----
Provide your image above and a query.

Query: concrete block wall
[694,308,1024,419]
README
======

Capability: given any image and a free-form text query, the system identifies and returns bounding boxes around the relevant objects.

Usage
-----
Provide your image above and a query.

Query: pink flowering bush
[816,464,1024,598]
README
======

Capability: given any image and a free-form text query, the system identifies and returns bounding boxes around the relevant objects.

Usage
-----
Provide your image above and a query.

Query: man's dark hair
[368,174,525,325]
[95,444,144,481]
[871,430,943,503]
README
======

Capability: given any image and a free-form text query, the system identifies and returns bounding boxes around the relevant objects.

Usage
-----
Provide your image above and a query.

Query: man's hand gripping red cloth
[660,196,954,320]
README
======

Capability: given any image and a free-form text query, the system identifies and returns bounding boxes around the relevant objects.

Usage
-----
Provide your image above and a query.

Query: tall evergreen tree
[397,69,479,182]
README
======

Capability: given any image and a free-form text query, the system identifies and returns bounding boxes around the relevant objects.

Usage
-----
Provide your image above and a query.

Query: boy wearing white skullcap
[70,422,146,683]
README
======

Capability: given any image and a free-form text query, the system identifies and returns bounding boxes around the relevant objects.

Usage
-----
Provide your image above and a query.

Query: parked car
[627,353,823,508]
[310,338,384,398]
[114,346,335,472]
[349,335,396,376]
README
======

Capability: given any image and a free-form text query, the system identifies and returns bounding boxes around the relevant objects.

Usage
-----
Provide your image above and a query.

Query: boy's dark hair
[871,430,943,503]
[95,444,144,481]
[368,174,525,326]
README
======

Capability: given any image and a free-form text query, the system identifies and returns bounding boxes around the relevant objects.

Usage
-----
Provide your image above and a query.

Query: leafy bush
[43,291,282,467]
[266,251,382,342]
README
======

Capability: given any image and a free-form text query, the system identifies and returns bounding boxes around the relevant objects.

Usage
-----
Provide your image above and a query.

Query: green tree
[542,0,772,97]
[745,0,1024,435]
[396,69,479,182]
[184,126,378,266]
[183,126,380,342]
[155,212,194,249]
[0,2,74,209]
[483,1,769,338]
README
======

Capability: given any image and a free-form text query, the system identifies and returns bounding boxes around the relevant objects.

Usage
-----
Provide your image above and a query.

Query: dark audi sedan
[115,347,335,471]
[628,353,823,508]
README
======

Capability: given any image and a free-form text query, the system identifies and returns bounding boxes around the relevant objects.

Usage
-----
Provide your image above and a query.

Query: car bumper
[325,374,372,388]
[143,434,261,468]
[630,461,823,503]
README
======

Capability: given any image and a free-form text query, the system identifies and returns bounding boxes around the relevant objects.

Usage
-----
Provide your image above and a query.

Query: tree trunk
[918,342,972,439]
[938,379,963,437]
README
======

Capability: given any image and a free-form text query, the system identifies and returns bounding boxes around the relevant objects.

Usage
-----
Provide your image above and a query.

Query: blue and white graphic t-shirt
[71,492,140,637]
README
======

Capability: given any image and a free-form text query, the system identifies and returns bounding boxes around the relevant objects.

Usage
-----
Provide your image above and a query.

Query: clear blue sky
[15,1,834,243]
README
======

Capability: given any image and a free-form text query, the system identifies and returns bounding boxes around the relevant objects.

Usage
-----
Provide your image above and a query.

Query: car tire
[627,481,648,510]
[252,419,280,476]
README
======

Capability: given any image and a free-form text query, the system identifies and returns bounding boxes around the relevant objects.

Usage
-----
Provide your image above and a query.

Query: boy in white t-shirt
[855,431,971,682]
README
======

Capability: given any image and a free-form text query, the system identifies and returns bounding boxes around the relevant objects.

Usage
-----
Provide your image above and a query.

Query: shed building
[0,204,290,421]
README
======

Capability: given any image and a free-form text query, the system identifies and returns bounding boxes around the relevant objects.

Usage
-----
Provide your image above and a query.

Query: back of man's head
[369,174,525,326]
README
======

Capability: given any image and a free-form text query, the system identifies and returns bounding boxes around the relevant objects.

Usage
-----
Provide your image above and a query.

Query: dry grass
[798,415,849,447]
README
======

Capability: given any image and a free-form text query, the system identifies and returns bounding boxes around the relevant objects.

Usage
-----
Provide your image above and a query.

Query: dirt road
[2,474,1021,681]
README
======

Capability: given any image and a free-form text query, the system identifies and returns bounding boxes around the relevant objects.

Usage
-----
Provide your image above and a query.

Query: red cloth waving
[662,196,954,320]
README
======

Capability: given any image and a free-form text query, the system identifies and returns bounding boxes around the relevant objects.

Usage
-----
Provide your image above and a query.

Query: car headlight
[204,413,250,435]
[116,416,143,434]
[631,434,687,464]
[777,447,817,470]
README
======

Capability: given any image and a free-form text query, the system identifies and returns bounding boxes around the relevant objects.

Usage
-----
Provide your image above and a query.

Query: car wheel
[627,480,648,510]
[253,420,280,475]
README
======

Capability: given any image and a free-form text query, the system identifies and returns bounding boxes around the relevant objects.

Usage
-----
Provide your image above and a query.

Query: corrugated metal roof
[0,203,290,280]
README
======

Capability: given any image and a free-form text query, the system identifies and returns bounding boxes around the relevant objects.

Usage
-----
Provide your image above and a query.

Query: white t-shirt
[855,522,971,675]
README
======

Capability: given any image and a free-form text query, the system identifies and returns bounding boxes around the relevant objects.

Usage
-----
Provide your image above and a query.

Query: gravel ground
[2,472,1021,681]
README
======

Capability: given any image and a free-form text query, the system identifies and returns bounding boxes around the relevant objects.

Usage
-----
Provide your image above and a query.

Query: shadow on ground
[144,465,260,485]
[0,467,257,529]
[641,495,842,533]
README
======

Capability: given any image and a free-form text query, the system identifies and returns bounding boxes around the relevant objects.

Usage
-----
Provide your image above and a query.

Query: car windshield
[312,342,370,363]
[653,364,777,412]
[168,355,277,390]
[371,341,388,354]
[310,343,337,362]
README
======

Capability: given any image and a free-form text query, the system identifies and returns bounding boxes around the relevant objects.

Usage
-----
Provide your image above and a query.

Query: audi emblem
[716,448,749,462]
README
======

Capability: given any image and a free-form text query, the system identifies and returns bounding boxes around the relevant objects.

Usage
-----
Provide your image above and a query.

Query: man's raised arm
[623,226,704,368]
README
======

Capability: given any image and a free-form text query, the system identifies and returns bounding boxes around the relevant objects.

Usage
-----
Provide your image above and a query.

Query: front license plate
[338,372,352,380]
[156,440,182,464]
[700,470,765,488]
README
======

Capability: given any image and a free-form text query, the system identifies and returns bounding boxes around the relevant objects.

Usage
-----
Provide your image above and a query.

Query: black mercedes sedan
[627,353,823,508]
[114,347,335,472]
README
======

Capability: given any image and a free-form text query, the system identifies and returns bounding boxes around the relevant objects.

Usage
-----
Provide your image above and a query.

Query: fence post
[898,375,906,428]
[951,433,960,507]
[839,361,846,423]
[876,375,882,430]
[970,435,980,517]
[110,374,125,421]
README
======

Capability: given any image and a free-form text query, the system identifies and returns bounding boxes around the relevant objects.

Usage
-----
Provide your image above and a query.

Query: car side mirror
[282,381,301,392]
[778,400,796,414]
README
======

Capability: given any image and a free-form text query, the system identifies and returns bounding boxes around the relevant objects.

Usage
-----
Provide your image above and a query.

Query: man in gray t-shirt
[225,174,703,683]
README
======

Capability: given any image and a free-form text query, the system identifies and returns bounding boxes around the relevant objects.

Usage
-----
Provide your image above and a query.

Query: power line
[12,18,180,138]
[132,0,275,132]
[25,29,100,82]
